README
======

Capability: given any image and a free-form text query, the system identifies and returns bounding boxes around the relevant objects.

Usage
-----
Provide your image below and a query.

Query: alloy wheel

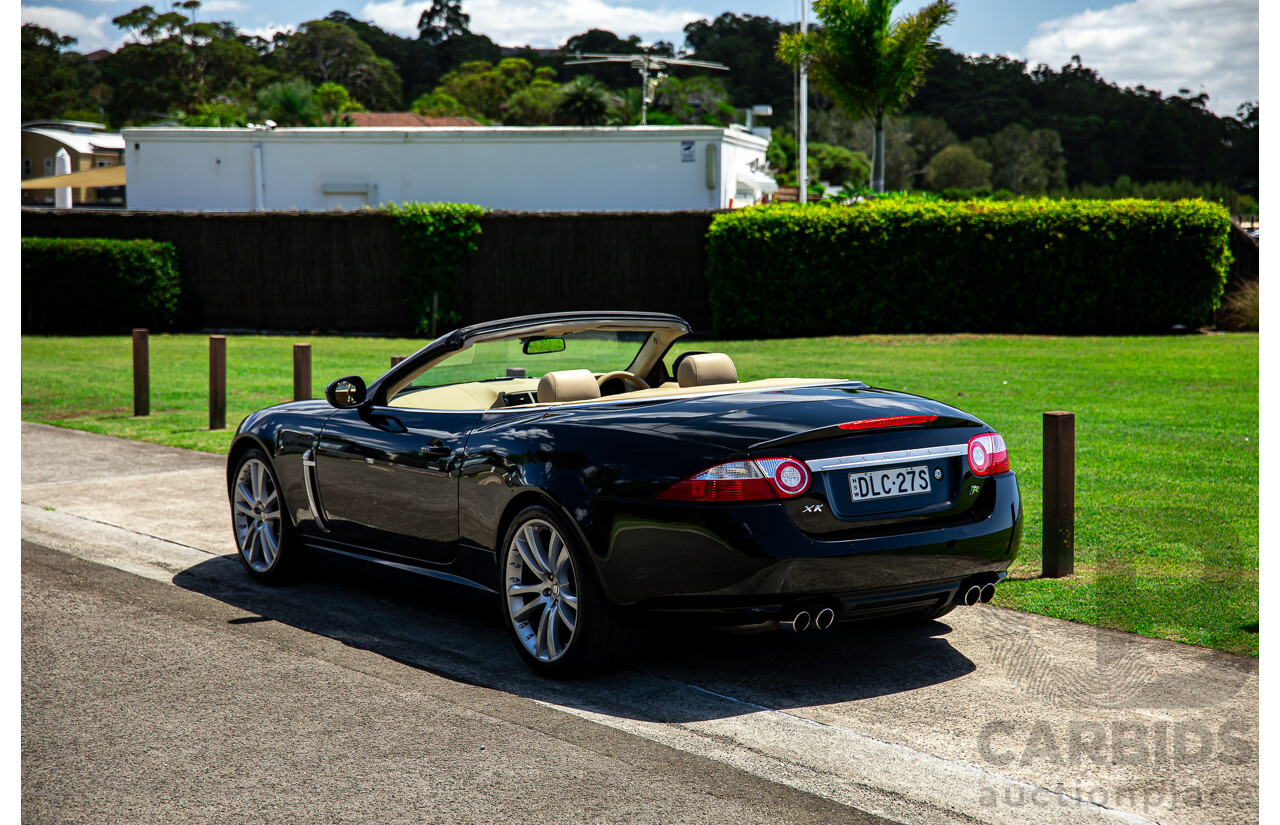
[233,457,282,573]
[504,518,579,662]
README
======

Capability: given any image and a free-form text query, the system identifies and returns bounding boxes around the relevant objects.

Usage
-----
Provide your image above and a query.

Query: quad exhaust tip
[781,607,836,632]
[962,581,999,607]
[781,610,811,633]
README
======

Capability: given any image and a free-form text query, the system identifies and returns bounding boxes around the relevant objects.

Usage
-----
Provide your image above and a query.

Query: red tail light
[657,457,811,502]
[837,415,938,431]
[967,432,1010,476]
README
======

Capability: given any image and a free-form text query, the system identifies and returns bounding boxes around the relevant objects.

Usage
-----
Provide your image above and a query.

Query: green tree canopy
[433,58,538,120]
[976,123,1066,193]
[502,73,558,125]
[252,78,322,126]
[417,0,470,45]
[411,91,471,118]
[274,20,402,110]
[924,144,991,190]
[21,24,102,121]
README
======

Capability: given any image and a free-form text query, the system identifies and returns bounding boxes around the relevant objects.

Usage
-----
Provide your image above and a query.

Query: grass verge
[22,332,1258,655]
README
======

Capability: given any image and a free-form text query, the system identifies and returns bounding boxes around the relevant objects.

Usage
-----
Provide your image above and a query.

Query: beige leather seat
[677,353,738,388]
[537,369,601,404]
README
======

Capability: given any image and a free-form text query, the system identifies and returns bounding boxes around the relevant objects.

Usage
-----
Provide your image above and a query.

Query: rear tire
[499,505,634,678]
[231,449,298,583]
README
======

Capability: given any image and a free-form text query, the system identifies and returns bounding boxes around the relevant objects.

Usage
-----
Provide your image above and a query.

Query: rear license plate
[848,465,932,501]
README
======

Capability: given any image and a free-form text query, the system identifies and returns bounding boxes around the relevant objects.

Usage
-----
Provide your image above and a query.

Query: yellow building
[21,120,126,207]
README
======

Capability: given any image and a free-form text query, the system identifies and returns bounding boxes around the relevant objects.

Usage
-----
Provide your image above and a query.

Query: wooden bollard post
[209,335,226,430]
[1042,411,1076,578]
[132,328,149,417]
[390,355,406,367]
[293,343,311,401]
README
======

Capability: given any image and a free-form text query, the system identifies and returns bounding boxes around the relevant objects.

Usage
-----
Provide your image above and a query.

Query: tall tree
[777,0,956,191]
[684,14,794,121]
[418,0,471,45]
[21,24,102,121]
[274,20,402,109]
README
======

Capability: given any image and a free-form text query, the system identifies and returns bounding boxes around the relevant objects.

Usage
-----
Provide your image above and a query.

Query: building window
[96,159,113,168]
[44,157,53,176]
[22,158,31,178]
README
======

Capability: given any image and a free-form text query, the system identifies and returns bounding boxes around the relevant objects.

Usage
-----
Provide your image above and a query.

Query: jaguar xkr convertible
[228,311,1022,677]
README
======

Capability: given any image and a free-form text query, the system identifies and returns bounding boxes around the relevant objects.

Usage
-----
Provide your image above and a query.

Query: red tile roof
[345,112,481,128]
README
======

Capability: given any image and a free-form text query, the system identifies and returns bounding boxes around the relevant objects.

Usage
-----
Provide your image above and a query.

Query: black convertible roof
[444,311,691,347]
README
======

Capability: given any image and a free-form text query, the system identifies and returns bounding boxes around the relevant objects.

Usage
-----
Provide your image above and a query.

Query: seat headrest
[677,353,738,388]
[537,369,601,404]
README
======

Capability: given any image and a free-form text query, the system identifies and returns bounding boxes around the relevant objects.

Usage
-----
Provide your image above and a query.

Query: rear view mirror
[325,375,367,408]
[523,337,565,355]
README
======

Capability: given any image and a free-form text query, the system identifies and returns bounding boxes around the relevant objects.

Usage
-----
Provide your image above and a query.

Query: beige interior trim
[387,376,839,411]
[388,378,540,410]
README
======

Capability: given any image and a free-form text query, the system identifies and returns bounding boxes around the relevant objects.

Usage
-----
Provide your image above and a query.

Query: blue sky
[22,0,1260,115]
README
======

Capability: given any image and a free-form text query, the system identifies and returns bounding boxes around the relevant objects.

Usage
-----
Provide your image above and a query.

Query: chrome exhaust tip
[814,608,835,630]
[781,610,811,633]
[963,585,983,606]
[980,583,996,604]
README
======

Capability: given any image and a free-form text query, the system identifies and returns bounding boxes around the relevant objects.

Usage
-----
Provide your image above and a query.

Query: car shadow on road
[174,550,975,724]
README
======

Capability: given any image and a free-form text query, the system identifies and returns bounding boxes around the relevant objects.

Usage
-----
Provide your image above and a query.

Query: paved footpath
[21,423,1258,825]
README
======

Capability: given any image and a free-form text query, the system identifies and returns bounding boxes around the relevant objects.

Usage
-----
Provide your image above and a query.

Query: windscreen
[401,330,655,391]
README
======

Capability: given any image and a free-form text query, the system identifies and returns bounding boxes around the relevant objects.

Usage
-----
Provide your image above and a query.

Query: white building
[120,125,777,212]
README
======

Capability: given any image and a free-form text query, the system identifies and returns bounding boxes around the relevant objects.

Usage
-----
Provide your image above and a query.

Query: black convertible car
[229,312,1021,677]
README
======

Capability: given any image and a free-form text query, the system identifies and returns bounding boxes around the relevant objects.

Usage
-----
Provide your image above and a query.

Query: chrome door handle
[420,440,450,457]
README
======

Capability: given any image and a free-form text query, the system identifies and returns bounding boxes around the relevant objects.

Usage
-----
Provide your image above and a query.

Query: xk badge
[803,504,824,514]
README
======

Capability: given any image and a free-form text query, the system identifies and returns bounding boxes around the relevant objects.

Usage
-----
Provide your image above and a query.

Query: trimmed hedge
[706,199,1232,337]
[382,202,487,333]
[22,238,181,333]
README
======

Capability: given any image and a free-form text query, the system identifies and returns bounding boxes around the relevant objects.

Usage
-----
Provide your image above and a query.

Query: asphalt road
[21,423,1259,824]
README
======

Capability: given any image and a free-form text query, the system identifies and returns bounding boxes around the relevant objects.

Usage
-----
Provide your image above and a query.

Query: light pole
[797,0,808,202]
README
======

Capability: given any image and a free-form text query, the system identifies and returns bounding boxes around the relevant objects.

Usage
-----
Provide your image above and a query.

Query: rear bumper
[577,471,1022,610]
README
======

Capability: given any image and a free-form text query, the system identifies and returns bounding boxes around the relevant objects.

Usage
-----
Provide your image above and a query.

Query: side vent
[301,448,329,532]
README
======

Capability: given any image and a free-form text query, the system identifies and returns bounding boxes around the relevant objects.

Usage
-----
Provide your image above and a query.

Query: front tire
[500,506,633,678]
[231,449,297,583]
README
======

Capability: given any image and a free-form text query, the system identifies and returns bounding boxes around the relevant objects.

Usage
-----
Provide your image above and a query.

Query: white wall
[121,126,773,212]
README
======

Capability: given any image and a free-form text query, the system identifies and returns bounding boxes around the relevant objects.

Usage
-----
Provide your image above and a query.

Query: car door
[312,406,481,566]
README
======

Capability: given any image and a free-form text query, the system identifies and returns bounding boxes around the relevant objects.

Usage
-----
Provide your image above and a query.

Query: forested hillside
[21,0,1257,199]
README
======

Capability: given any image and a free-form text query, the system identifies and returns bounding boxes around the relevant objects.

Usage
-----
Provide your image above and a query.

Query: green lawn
[21,332,1258,655]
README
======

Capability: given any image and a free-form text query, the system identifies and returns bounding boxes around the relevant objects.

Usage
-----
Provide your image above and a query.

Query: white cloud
[21,5,124,52]
[201,0,247,12]
[361,0,702,49]
[240,22,295,41]
[1024,0,1258,116]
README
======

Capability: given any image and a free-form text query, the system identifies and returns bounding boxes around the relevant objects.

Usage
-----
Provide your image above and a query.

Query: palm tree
[551,76,619,127]
[253,78,323,127]
[777,0,956,192]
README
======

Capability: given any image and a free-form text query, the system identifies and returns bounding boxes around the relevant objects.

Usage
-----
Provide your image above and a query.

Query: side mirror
[325,375,367,408]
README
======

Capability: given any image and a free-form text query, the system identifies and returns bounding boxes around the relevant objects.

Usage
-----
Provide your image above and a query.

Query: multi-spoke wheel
[231,449,295,582]
[500,506,634,678]
[505,517,579,663]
